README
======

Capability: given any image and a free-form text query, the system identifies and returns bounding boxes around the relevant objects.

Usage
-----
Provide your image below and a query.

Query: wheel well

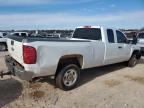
[132,50,141,60]
[55,55,83,76]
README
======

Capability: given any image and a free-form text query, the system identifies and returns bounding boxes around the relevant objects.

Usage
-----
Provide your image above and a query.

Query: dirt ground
[0,52,144,108]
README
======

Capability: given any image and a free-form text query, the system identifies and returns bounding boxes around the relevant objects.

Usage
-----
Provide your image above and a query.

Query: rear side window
[116,30,127,43]
[73,28,102,40]
[107,29,115,43]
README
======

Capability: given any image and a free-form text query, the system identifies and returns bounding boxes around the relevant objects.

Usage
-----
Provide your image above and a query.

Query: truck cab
[73,26,137,65]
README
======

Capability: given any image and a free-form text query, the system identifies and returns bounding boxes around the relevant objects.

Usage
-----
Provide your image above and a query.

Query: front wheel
[56,64,80,91]
[128,54,137,67]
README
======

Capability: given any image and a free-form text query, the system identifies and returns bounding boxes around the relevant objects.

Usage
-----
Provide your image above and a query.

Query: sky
[0,0,144,30]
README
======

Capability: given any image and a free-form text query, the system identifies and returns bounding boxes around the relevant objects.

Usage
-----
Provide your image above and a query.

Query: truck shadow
[0,78,23,107]
[38,58,144,89]
[39,63,126,89]
[77,58,144,88]
[77,63,126,87]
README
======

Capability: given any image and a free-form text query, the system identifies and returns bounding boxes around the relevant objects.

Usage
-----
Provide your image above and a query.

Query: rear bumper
[5,55,34,81]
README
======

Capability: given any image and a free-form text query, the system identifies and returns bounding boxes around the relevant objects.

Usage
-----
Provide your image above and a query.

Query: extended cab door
[115,30,131,61]
[105,29,120,64]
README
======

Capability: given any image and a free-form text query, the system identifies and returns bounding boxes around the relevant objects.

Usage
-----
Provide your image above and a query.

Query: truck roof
[76,26,117,31]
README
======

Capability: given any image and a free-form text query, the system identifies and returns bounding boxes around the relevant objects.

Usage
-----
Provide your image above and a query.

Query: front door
[115,30,131,62]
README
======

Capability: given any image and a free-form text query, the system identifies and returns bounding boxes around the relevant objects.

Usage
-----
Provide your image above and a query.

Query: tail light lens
[23,45,37,64]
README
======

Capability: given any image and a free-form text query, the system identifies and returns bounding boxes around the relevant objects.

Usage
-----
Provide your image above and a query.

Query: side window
[116,30,127,43]
[107,29,115,43]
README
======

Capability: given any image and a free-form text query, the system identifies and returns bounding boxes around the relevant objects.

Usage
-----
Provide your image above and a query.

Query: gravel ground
[0,52,144,108]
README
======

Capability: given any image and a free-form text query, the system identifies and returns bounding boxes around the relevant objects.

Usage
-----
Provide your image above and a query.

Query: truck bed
[7,35,95,78]
[7,35,91,43]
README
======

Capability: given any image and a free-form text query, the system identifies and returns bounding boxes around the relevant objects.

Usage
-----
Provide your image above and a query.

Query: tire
[56,64,80,91]
[0,43,7,51]
[128,54,137,67]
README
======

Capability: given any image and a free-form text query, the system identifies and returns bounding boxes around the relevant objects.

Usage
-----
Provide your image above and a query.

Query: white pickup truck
[4,26,141,90]
[0,32,8,51]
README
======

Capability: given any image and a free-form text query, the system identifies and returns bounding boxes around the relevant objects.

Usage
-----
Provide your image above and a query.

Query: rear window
[138,33,144,38]
[73,28,102,40]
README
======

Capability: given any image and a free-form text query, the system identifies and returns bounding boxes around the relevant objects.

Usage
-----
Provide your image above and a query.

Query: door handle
[118,46,123,49]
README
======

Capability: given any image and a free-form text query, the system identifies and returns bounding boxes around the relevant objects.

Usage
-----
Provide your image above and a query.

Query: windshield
[73,28,102,40]
[138,33,144,39]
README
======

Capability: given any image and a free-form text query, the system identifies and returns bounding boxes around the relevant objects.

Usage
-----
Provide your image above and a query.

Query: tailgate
[7,38,23,65]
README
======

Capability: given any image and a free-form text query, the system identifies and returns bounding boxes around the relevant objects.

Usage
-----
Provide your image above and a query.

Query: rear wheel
[56,64,80,91]
[0,43,7,51]
[128,54,137,67]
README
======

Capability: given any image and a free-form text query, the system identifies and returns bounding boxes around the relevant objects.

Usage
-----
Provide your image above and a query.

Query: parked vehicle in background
[4,26,141,90]
[124,31,137,40]
[0,32,8,51]
[137,32,144,43]
[137,32,144,55]
[10,32,29,37]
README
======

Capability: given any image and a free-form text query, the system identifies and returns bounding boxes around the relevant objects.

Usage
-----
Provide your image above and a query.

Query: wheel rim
[63,69,78,87]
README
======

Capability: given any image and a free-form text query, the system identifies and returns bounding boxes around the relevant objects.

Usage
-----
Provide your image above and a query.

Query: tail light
[23,45,37,64]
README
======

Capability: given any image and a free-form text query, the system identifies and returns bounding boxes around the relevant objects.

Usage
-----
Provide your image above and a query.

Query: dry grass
[28,82,45,100]
[124,75,144,85]
[104,79,121,87]
[29,83,42,89]
[29,90,45,99]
